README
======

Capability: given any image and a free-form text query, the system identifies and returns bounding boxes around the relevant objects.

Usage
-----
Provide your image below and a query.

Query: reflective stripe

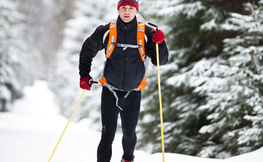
[115,43,140,50]
[138,39,144,55]
[111,35,115,43]
[139,47,144,55]
[139,39,142,45]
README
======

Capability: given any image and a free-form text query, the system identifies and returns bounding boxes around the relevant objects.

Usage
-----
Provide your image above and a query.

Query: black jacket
[79,16,169,91]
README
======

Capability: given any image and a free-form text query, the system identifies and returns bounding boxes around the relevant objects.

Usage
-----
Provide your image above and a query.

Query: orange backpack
[99,21,147,91]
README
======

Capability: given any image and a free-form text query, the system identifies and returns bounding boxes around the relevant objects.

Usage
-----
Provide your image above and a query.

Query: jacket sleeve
[79,25,108,78]
[145,25,169,66]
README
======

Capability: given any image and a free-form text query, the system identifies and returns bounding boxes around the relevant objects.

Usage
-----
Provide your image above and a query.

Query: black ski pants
[97,87,141,162]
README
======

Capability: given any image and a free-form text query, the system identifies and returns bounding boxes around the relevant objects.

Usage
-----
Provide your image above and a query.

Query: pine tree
[198,1,263,157]
[50,0,117,120]
[139,0,263,158]
[0,0,36,112]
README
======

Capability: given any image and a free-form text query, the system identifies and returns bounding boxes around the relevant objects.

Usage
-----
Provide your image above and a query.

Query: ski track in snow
[0,80,262,162]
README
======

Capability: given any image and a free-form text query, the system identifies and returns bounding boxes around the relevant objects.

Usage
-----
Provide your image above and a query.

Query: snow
[0,80,263,162]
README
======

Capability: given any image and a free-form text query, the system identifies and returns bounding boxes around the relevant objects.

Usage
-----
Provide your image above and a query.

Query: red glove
[80,76,93,90]
[152,29,165,44]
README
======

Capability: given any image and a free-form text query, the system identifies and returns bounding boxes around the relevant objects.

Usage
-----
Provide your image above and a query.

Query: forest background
[1,0,263,159]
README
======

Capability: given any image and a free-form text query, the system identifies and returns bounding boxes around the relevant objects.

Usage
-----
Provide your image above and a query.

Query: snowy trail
[0,81,262,162]
[0,81,145,162]
[0,81,100,162]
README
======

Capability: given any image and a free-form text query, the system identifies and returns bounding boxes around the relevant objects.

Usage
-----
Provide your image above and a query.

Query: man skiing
[79,0,169,162]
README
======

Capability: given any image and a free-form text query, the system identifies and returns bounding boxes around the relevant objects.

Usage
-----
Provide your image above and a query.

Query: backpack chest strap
[115,43,141,50]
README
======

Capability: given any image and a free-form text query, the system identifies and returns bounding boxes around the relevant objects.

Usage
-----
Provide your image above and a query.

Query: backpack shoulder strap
[137,22,146,61]
[105,21,117,58]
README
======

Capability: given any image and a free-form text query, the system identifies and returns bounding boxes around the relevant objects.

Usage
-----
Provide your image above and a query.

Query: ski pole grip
[148,22,158,31]
[90,81,98,84]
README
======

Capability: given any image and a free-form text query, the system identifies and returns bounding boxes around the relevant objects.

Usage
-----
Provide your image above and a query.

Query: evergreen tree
[0,0,36,112]
[50,0,117,120]
[198,1,263,157]
[139,0,263,158]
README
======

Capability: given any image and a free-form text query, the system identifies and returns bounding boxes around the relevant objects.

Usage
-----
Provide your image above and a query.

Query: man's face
[119,5,138,23]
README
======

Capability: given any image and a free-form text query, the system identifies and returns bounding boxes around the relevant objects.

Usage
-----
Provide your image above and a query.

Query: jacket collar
[117,15,137,29]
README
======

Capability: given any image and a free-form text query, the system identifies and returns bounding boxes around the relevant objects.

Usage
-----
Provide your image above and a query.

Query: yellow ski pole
[148,23,165,162]
[149,22,166,162]
[48,89,86,162]
[155,42,166,162]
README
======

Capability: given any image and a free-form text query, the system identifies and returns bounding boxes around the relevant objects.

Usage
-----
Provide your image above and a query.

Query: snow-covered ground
[0,80,262,162]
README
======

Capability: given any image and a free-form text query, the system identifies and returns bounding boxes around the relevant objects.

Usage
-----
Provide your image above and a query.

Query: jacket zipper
[122,25,127,89]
